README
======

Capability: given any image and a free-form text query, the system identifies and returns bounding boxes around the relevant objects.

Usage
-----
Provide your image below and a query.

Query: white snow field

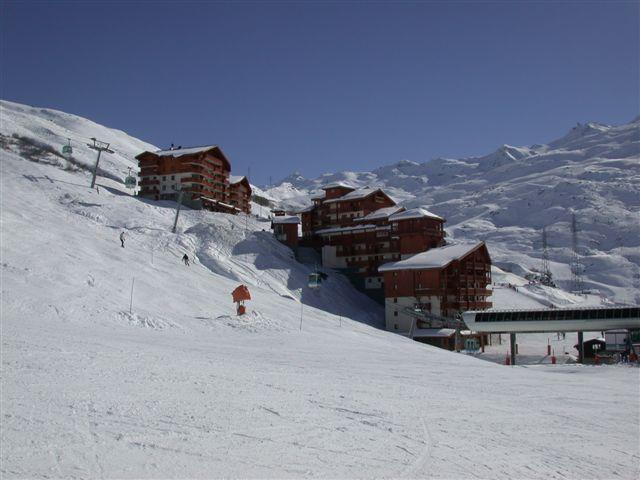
[1,100,639,479]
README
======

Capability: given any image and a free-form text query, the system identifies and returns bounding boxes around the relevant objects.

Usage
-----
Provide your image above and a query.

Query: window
[162,185,166,191]
[162,176,166,180]
[394,324,398,330]
[394,284,397,290]
[393,298,397,303]
[171,175,175,180]
[393,311,398,317]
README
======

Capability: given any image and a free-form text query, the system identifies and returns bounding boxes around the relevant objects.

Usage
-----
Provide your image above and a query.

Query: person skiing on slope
[120,231,125,248]
[182,253,190,266]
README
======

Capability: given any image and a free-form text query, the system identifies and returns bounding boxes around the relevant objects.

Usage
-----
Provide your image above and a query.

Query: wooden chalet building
[136,145,251,214]
[300,183,397,238]
[229,175,251,214]
[270,182,492,330]
[271,215,300,249]
[317,207,446,292]
[378,242,492,332]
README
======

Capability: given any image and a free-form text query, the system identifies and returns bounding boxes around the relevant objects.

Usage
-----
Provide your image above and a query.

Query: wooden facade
[271,216,300,249]
[229,176,251,214]
[300,185,396,238]
[380,242,492,332]
[317,207,446,292]
[136,145,251,214]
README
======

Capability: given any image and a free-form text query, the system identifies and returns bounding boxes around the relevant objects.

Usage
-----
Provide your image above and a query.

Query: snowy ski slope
[1,100,639,478]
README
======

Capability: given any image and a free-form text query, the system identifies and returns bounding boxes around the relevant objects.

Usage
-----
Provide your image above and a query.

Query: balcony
[139,179,159,186]
[415,286,442,295]
[447,301,492,310]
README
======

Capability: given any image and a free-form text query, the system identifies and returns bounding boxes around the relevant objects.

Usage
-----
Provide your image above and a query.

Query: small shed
[574,337,606,359]
[412,328,456,350]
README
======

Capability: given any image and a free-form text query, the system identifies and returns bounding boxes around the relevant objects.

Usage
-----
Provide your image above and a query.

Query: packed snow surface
[1,100,639,478]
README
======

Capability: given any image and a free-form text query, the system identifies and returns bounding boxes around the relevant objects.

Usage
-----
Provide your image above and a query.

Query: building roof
[379,242,486,272]
[388,207,444,222]
[155,145,219,157]
[355,206,405,222]
[323,186,388,204]
[322,182,355,190]
[271,215,300,225]
[136,144,231,170]
[229,175,246,184]
[296,205,316,213]
[412,328,456,338]
[201,197,241,212]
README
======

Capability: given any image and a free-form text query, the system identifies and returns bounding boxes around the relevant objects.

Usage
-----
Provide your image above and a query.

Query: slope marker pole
[129,277,135,314]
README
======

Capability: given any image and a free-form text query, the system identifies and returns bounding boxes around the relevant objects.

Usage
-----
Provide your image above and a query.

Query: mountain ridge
[263,118,640,304]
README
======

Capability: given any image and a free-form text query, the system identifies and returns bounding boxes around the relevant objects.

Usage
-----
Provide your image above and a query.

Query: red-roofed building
[136,145,251,214]
[379,242,492,332]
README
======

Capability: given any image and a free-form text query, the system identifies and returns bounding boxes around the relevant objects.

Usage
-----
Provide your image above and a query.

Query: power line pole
[541,226,552,286]
[570,213,583,293]
[62,138,73,170]
[87,138,114,189]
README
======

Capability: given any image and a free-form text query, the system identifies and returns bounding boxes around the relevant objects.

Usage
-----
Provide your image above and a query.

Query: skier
[182,253,190,266]
[120,231,126,248]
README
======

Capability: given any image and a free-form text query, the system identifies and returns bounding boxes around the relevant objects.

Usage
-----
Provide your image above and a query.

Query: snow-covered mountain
[265,119,640,304]
[1,100,639,478]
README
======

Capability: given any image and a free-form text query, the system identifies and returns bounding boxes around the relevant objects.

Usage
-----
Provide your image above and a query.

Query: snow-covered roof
[323,186,383,204]
[379,242,485,272]
[388,207,444,222]
[271,215,300,225]
[229,175,247,184]
[412,328,456,338]
[355,206,405,222]
[296,205,315,213]
[322,182,355,190]
[201,197,241,211]
[316,224,377,235]
[154,145,219,157]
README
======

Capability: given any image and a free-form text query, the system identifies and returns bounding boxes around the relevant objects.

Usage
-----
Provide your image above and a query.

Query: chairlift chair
[308,272,322,288]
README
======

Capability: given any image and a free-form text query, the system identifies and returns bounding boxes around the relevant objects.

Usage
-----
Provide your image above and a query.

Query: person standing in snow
[182,253,190,266]
[120,231,125,248]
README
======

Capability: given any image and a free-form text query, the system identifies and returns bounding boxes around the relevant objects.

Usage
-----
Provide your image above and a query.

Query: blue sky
[2,1,638,185]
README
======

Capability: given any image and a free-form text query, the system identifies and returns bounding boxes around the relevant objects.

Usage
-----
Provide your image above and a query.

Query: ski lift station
[463,306,640,365]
